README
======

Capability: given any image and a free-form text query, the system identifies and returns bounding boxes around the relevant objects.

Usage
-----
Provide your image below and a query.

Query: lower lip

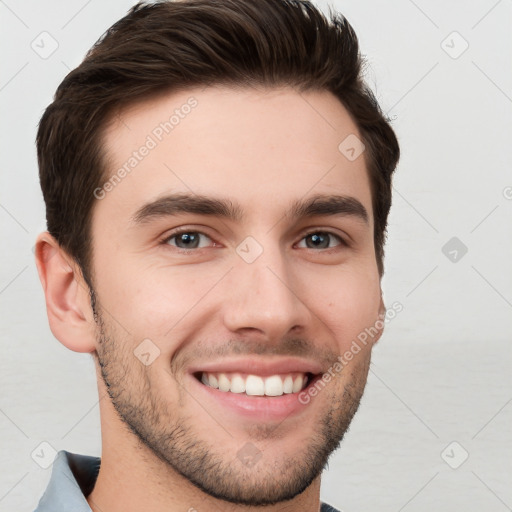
[188,374,319,422]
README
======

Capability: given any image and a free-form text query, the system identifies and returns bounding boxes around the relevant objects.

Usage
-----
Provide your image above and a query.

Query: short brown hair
[37,0,399,283]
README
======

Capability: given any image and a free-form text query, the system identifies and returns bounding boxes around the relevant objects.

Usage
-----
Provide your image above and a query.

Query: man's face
[89,86,383,505]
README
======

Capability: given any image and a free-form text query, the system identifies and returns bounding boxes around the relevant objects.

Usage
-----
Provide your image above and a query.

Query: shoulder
[321,502,342,512]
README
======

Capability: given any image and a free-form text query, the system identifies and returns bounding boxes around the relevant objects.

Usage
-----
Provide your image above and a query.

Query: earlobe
[373,295,386,345]
[34,232,96,353]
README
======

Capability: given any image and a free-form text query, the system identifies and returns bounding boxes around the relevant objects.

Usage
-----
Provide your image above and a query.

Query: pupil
[308,233,328,249]
[179,233,198,248]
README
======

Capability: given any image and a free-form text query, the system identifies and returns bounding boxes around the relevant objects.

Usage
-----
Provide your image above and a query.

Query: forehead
[96,85,373,227]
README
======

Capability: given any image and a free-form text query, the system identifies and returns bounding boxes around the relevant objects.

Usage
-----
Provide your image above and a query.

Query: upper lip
[188,357,324,377]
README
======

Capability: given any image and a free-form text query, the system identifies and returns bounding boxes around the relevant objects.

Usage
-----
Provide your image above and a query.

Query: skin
[35,85,385,512]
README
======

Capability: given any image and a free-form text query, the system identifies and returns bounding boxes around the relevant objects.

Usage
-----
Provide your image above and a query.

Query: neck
[87,442,322,512]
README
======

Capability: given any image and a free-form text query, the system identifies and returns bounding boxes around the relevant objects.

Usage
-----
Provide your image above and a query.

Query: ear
[372,294,386,346]
[34,231,96,353]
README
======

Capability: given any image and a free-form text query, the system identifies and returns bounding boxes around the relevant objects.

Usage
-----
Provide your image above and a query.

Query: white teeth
[218,373,231,392]
[245,375,265,396]
[208,373,219,389]
[264,375,284,396]
[292,374,303,393]
[283,375,294,394]
[230,374,246,393]
[200,371,310,396]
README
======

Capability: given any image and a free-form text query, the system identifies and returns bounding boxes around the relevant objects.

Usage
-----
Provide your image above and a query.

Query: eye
[296,231,345,250]
[163,230,214,249]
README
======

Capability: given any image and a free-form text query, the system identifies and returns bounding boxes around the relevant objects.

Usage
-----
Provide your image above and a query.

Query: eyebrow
[132,192,369,225]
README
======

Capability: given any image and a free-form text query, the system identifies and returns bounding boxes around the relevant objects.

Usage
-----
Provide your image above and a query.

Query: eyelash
[160,228,348,251]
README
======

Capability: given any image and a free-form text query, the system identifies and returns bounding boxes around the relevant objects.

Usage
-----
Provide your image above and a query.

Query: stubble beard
[92,306,371,506]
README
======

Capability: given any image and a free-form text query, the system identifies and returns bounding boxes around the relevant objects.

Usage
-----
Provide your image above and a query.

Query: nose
[222,245,312,341]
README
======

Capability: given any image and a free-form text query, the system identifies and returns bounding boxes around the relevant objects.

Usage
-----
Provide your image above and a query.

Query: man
[33,0,399,511]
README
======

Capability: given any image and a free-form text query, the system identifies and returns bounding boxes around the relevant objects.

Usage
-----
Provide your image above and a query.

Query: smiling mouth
[193,371,319,397]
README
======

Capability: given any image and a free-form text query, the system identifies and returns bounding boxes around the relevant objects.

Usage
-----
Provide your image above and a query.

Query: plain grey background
[1,1,511,511]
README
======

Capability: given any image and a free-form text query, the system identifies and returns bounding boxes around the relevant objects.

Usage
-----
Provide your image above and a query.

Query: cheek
[94,256,219,338]
[307,267,382,350]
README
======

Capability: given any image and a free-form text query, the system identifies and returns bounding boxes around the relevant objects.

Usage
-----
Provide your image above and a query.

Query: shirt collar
[35,450,100,512]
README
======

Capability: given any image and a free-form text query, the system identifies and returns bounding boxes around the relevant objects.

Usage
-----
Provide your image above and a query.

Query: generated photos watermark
[298,301,404,405]
[93,96,198,200]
